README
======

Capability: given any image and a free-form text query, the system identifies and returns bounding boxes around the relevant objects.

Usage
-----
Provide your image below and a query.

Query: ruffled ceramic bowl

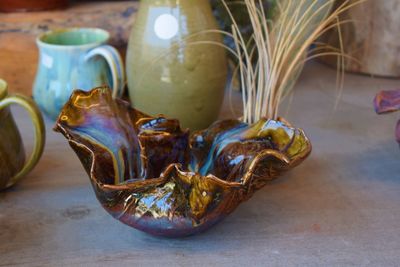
[54,87,311,237]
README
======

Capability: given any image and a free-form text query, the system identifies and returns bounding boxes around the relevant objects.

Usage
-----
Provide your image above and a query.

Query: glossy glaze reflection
[126,0,228,130]
[0,79,45,190]
[33,28,125,120]
[55,86,311,237]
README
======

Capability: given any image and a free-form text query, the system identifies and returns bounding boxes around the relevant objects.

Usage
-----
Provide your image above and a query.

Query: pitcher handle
[85,45,125,98]
[0,95,46,188]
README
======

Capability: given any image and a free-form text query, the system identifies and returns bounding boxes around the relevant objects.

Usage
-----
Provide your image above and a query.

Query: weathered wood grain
[0,1,138,95]
[1,62,400,266]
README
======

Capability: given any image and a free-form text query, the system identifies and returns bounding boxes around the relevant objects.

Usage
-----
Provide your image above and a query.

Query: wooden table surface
[1,62,400,266]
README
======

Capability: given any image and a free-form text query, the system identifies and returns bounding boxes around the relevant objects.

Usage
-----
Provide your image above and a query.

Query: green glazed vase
[126,0,228,130]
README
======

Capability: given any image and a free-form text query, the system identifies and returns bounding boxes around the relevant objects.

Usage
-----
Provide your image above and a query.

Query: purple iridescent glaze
[374,89,400,114]
[374,89,400,144]
[54,87,311,237]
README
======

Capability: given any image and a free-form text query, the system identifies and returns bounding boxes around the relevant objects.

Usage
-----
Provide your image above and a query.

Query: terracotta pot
[0,0,68,12]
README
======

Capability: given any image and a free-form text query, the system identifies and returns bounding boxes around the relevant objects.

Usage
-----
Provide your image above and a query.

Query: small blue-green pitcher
[33,28,125,119]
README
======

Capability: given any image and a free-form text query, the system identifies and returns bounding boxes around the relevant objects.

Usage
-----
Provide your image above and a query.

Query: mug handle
[0,95,46,188]
[85,45,125,98]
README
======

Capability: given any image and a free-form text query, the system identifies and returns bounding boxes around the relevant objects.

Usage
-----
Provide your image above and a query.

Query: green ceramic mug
[0,79,45,190]
[33,28,125,120]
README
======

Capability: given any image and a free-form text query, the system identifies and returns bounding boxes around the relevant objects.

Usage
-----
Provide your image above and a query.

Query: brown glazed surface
[0,79,45,190]
[0,107,25,189]
[54,86,311,237]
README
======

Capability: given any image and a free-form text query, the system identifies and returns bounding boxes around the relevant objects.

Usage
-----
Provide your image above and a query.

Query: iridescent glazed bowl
[54,87,312,237]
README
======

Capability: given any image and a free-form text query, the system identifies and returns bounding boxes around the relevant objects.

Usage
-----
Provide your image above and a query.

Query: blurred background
[1,0,399,96]
[0,0,136,95]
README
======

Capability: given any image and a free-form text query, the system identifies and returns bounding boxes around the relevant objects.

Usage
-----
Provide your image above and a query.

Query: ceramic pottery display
[126,0,228,130]
[33,28,125,120]
[374,89,400,144]
[0,79,45,190]
[54,86,311,237]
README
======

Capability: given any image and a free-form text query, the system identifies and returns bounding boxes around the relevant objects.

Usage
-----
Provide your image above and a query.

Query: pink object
[374,89,400,144]
[374,89,400,114]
